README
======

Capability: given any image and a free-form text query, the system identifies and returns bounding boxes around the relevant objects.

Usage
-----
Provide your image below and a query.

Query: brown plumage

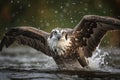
[0,15,120,69]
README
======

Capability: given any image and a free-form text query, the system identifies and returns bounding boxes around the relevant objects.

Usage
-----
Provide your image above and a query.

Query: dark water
[0,46,120,80]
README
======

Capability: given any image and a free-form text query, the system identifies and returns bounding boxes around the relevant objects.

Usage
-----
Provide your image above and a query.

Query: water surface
[0,46,120,80]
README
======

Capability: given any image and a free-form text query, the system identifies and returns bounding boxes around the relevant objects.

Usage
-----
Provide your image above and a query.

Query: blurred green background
[0,0,120,47]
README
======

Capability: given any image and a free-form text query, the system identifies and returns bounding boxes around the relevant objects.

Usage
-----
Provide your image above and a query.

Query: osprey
[0,15,120,69]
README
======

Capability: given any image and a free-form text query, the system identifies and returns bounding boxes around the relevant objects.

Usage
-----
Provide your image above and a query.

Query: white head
[49,28,68,41]
[47,28,71,56]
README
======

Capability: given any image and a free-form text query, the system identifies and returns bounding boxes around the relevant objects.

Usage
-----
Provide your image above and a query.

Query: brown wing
[0,26,52,56]
[73,15,120,57]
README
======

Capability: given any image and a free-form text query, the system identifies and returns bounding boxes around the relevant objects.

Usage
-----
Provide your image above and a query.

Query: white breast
[47,37,71,56]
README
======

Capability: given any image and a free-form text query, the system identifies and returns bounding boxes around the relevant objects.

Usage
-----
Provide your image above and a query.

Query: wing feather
[73,15,120,57]
[0,26,52,56]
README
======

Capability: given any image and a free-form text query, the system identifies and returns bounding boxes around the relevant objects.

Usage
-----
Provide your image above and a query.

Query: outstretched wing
[0,26,52,56]
[73,15,120,57]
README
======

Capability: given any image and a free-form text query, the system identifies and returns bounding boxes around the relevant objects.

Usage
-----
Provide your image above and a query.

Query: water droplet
[23,19,26,22]
[63,9,67,13]
[75,20,77,23]
[52,20,55,22]
[46,1,49,4]
[50,0,54,3]
[72,2,76,5]
[106,62,108,64]
[12,13,15,17]
[11,0,13,3]
[41,10,44,14]
[19,6,23,9]
[98,4,102,8]
[103,11,106,14]
[40,20,43,23]
[37,62,39,65]
[71,20,74,23]
[32,16,34,18]
[54,11,58,14]
[5,27,8,31]
[60,14,64,18]
[74,10,77,13]
[60,6,63,9]
[66,3,70,7]
[46,22,50,27]
[16,11,18,14]
[80,1,83,4]
[28,4,31,7]
[17,0,20,4]
[84,8,88,11]
[110,10,113,12]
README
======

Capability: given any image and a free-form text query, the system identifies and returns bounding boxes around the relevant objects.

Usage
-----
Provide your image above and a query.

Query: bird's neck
[47,37,72,57]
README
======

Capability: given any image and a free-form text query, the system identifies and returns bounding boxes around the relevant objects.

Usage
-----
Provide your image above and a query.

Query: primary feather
[0,15,120,68]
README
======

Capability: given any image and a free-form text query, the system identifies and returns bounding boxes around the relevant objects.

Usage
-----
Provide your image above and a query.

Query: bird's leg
[76,47,88,67]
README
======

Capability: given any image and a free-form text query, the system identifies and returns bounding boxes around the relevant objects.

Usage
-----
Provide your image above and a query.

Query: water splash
[88,47,109,71]
[0,46,120,72]
[88,47,120,72]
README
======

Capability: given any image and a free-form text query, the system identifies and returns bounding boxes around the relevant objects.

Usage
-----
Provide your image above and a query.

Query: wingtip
[0,43,3,52]
[0,38,6,52]
[0,47,3,52]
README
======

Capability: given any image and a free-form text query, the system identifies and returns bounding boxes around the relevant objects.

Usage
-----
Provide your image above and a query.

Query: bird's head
[47,28,72,56]
[49,28,68,41]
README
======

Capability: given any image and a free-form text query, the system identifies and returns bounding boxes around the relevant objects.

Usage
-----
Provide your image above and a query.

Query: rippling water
[0,46,120,80]
[0,46,57,70]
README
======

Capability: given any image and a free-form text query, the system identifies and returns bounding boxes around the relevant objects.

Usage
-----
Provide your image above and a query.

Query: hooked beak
[57,35,61,40]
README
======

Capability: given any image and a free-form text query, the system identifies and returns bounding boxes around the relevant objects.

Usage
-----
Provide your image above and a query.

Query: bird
[0,15,120,69]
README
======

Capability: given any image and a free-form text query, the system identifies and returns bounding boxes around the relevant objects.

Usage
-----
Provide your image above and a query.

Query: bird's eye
[53,31,57,34]
[50,31,57,38]
[62,31,66,35]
